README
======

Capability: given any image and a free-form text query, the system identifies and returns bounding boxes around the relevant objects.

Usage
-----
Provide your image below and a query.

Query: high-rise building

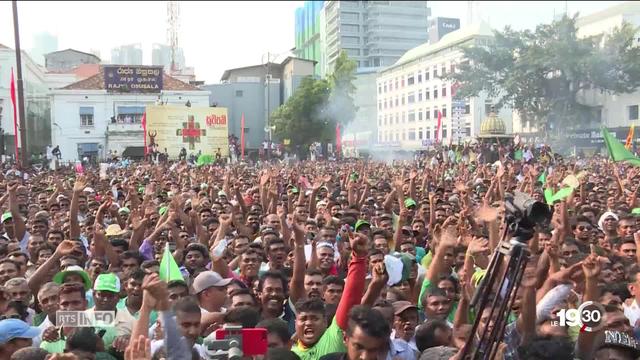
[30,32,58,66]
[319,1,430,76]
[152,43,186,71]
[428,17,461,44]
[294,1,324,77]
[110,44,143,65]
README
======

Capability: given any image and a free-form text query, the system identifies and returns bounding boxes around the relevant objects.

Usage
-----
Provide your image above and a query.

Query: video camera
[503,191,552,242]
[203,325,268,360]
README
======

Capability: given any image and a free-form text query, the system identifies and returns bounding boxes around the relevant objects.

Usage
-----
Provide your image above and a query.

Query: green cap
[138,186,145,194]
[118,207,130,215]
[218,191,227,197]
[52,265,92,290]
[290,187,299,194]
[94,273,121,293]
[632,208,640,215]
[1,212,12,223]
[354,219,371,232]
[159,207,168,216]
[404,198,417,208]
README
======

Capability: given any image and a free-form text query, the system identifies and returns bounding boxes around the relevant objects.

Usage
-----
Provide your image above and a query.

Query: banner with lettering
[145,105,229,158]
[104,65,163,93]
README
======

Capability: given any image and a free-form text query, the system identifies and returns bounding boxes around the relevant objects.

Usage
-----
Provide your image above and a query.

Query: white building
[576,2,640,130]
[376,22,512,150]
[50,66,210,162]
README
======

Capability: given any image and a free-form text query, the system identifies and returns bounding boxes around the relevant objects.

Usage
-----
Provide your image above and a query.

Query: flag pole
[12,1,28,169]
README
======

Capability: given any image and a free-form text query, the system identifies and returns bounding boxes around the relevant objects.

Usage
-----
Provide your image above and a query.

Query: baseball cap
[354,219,371,232]
[94,273,121,293]
[392,301,418,316]
[593,330,640,358]
[52,265,92,290]
[159,206,168,216]
[404,198,417,208]
[118,207,131,215]
[0,319,40,344]
[192,271,232,293]
[1,213,12,223]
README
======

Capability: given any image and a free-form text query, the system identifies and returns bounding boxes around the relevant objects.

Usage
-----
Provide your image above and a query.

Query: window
[441,65,446,76]
[408,110,415,122]
[433,107,439,119]
[378,116,382,126]
[395,113,399,124]
[378,101,382,110]
[408,92,415,104]
[402,112,406,123]
[433,68,437,78]
[384,99,387,109]
[235,90,243,97]
[630,105,639,120]
[418,90,423,102]
[378,85,382,94]
[384,82,388,92]
[425,70,430,81]
[80,107,94,127]
[384,115,388,125]
[395,78,399,89]
[485,103,494,115]
[418,110,423,121]
[450,63,456,73]
[434,88,438,99]
[115,106,144,124]
[443,128,447,139]
[425,90,430,100]
[465,104,470,114]
[442,86,447,97]
[426,128,431,139]
[408,129,416,140]
[395,97,399,107]
[442,106,447,118]
[401,96,405,105]
[426,108,431,120]
[408,75,415,86]
[418,72,423,83]
[401,78,405,87]
[418,129,423,139]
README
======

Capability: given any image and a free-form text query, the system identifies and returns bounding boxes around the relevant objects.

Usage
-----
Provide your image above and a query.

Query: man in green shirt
[40,282,88,353]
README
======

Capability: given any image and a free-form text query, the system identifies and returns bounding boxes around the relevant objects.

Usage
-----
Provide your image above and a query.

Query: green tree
[449,15,640,131]
[271,77,332,155]
[326,50,358,126]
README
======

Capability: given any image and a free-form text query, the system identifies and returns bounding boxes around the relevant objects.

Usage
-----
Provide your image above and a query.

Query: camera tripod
[461,218,534,360]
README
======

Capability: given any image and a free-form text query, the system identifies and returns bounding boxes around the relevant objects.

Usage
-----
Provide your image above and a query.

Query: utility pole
[12,1,28,168]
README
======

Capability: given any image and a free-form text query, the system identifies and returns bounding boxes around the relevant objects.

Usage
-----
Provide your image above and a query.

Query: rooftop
[388,21,494,70]
[220,62,282,82]
[44,48,101,62]
[576,1,640,27]
[62,66,199,91]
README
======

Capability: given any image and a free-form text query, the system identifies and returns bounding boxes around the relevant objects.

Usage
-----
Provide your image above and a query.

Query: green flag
[196,154,214,167]
[550,187,574,203]
[544,188,554,204]
[601,128,640,166]
[537,172,546,184]
[159,243,183,283]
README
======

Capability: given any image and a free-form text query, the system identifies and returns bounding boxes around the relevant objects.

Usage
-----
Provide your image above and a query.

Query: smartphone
[212,328,268,356]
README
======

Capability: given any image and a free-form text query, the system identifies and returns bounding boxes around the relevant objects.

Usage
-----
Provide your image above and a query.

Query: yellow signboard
[145,105,229,158]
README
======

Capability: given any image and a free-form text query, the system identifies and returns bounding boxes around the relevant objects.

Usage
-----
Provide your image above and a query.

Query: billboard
[104,65,163,93]
[145,105,229,158]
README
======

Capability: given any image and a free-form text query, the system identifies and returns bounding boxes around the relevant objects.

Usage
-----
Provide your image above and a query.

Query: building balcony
[107,123,144,134]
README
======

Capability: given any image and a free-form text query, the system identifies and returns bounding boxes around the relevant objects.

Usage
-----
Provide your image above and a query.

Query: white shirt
[33,315,54,347]
[624,299,640,327]
[151,340,207,359]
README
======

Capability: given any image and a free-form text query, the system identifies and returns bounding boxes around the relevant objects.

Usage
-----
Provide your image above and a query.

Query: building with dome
[477,106,513,144]
[375,22,513,150]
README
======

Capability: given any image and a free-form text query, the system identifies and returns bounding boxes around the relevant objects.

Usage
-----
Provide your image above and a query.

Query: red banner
[10,68,19,161]
[141,112,147,155]
[240,113,245,160]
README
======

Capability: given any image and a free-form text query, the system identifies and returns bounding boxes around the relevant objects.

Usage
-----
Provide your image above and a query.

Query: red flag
[240,113,245,160]
[335,123,341,157]
[435,110,442,143]
[10,68,19,161]
[141,112,147,155]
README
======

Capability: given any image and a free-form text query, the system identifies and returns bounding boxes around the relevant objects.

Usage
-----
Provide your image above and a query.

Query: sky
[0,1,626,84]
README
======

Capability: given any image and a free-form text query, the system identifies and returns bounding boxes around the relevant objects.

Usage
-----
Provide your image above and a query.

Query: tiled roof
[62,66,199,91]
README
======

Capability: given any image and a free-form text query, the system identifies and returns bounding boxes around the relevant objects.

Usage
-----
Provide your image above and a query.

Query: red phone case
[214,328,268,356]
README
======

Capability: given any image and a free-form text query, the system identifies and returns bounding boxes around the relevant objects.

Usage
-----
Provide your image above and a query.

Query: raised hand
[371,262,388,285]
[349,232,369,258]
[125,335,151,360]
[73,175,87,193]
[55,240,78,257]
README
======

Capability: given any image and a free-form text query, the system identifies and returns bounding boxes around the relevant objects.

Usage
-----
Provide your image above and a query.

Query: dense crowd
[1,144,640,360]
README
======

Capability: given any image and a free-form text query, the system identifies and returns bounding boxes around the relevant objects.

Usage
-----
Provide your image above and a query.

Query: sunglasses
[577,225,593,231]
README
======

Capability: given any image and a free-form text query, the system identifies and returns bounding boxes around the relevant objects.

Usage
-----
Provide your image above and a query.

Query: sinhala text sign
[145,105,229,158]
[104,65,163,93]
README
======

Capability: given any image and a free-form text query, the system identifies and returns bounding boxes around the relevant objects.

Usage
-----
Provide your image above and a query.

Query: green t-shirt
[41,339,66,354]
[33,312,47,327]
[291,317,345,360]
